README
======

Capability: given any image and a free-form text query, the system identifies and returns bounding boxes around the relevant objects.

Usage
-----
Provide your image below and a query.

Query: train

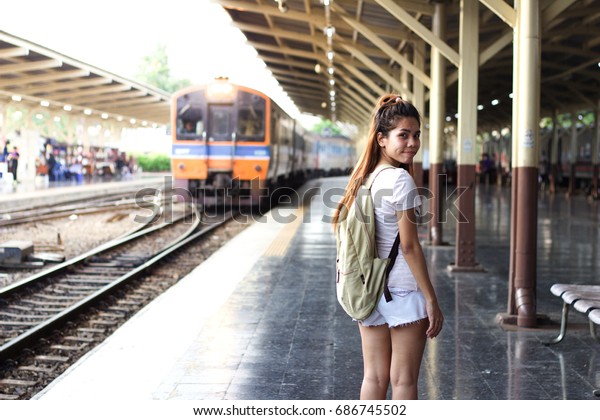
[170,78,355,206]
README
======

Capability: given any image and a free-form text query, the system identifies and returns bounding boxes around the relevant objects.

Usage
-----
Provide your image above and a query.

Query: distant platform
[0,173,168,212]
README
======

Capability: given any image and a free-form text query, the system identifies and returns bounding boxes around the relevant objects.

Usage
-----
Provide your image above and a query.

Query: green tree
[136,44,191,93]
[312,118,343,136]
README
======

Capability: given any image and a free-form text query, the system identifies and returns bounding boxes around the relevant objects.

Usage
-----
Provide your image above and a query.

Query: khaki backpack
[335,164,400,320]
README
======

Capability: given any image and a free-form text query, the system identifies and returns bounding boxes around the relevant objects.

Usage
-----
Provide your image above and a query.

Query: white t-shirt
[369,166,422,290]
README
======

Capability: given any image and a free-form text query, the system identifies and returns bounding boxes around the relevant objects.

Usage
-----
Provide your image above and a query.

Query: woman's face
[377,116,421,165]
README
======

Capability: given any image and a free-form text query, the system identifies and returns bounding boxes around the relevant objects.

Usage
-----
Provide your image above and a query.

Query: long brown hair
[332,94,421,229]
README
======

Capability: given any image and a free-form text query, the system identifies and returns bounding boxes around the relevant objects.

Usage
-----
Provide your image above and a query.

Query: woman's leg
[389,320,428,400]
[358,323,391,399]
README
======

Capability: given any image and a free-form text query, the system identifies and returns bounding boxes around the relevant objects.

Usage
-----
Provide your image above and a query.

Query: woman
[333,94,443,400]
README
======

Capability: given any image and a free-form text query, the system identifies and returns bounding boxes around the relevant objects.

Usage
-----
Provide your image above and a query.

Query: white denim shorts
[359,288,428,328]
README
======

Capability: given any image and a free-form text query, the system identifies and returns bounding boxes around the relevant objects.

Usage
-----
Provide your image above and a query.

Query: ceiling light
[83,109,92,115]
[327,50,335,61]
[274,0,288,13]
[11,95,21,102]
[324,25,336,39]
[40,100,50,107]
[63,105,72,111]
[491,99,499,106]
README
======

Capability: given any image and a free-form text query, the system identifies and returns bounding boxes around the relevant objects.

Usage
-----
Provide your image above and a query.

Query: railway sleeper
[20,299,75,307]
[0,311,49,319]
[0,320,38,327]
[34,355,69,363]
[50,344,85,352]
[32,293,77,301]
[17,365,56,374]
[64,335,96,343]
[77,327,106,334]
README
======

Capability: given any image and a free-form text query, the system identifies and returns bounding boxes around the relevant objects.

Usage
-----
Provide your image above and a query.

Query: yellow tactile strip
[263,206,304,257]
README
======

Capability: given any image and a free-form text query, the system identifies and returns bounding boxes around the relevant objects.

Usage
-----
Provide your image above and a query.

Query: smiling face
[377,116,421,166]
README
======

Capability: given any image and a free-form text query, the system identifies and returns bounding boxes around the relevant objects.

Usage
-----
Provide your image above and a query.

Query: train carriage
[171,78,299,205]
[171,78,355,206]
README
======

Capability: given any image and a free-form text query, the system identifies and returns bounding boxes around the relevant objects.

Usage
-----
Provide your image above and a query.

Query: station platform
[32,177,600,401]
[0,173,167,212]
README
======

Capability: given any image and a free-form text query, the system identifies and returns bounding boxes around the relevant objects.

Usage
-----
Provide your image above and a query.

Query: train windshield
[176,92,205,141]
[236,92,266,142]
[208,105,232,141]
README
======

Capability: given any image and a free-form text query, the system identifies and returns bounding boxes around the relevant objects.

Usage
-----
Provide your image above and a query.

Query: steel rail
[0,207,223,361]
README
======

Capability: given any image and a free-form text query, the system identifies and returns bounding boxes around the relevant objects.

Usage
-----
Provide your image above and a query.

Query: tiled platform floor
[37,177,600,400]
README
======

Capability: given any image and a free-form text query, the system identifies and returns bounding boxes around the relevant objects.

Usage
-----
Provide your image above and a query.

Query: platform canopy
[0,30,171,126]
[215,0,600,127]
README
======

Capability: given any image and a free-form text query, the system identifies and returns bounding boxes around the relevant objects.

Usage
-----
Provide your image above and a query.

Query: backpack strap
[364,164,395,189]
[383,234,400,302]
[365,164,401,303]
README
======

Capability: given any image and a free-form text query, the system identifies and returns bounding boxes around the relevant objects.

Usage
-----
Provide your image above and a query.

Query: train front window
[236,92,266,142]
[176,92,205,141]
[208,105,232,141]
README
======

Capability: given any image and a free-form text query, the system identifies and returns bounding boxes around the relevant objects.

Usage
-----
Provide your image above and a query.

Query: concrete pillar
[450,0,483,271]
[568,111,578,196]
[506,1,522,317]
[593,102,600,199]
[0,103,7,184]
[549,109,560,194]
[428,1,449,246]
[413,41,425,188]
[512,0,541,328]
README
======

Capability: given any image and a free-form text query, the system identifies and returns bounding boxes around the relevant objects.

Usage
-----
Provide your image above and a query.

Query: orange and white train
[171,78,355,205]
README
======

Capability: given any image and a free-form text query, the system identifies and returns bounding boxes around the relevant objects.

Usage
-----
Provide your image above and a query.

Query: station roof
[0,31,171,126]
[216,0,600,129]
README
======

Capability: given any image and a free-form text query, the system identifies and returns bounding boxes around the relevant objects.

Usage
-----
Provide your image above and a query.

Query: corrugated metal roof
[0,30,170,126]
[215,0,600,128]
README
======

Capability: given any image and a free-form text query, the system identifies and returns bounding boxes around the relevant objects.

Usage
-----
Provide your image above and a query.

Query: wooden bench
[548,285,600,397]
[545,284,600,345]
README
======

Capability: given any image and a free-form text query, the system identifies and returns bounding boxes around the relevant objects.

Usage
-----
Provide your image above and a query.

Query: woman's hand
[425,300,443,339]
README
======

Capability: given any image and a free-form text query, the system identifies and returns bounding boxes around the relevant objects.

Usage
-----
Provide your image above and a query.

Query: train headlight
[254,165,262,172]
[207,77,234,101]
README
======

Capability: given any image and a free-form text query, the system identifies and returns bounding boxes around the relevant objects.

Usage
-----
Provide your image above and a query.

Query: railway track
[0,188,165,228]
[0,203,198,357]
[0,204,244,399]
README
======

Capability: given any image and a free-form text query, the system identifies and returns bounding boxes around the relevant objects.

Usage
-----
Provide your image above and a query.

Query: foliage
[311,118,344,136]
[136,44,191,93]
[540,111,595,129]
[135,153,171,172]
